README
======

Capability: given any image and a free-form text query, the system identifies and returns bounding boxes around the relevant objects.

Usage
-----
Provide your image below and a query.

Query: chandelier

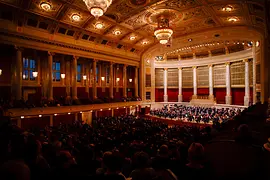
[154,15,173,45]
[83,0,112,19]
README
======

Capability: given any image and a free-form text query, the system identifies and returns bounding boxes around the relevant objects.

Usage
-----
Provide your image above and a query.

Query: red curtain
[214,88,226,104]
[168,89,178,102]
[250,88,253,104]
[232,88,245,105]
[197,88,209,95]
[155,88,164,102]
[182,88,193,102]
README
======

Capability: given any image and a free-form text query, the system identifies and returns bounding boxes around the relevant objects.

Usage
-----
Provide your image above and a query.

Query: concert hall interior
[0,0,270,179]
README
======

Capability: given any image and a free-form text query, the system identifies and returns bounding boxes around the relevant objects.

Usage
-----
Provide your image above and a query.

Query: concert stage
[145,115,213,128]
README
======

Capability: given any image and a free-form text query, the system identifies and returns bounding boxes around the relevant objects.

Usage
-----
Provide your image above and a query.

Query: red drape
[168,88,178,102]
[182,88,193,102]
[214,88,226,104]
[155,88,164,102]
[232,88,245,105]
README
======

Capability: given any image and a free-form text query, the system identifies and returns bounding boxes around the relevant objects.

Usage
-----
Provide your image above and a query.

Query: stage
[145,115,213,128]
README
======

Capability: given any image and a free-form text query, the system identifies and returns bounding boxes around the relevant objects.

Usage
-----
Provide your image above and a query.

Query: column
[123,64,127,98]
[85,63,90,97]
[72,56,78,100]
[178,67,183,102]
[134,66,139,97]
[109,62,114,99]
[15,47,22,100]
[163,68,168,102]
[192,66,197,99]
[225,62,232,105]
[208,64,214,99]
[92,60,97,99]
[252,43,256,104]
[66,60,71,97]
[244,59,250,106]
[48,52,54,100]
[111,108,114,117]
[49,115,53,127]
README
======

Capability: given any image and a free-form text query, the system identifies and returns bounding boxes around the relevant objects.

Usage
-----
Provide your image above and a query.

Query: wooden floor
[145,115,213,128]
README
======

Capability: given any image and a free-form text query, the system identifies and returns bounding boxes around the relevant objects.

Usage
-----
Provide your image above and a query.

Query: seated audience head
[188,143,204,164]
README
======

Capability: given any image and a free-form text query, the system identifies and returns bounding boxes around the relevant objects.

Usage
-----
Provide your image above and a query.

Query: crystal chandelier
[154,15,173,45]
[83,0,112,19]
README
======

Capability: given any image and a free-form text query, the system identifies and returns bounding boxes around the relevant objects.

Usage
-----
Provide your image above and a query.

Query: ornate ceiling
[0,0,267,55]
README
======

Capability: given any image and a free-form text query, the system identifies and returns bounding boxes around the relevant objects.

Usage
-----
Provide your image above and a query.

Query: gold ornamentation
[225,62,231,65]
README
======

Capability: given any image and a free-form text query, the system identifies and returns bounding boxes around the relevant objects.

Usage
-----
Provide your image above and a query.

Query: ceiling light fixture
[72,14,81,21]
[95,22,104,29]
[222,5,233,12]
[83,0,112,19]
[40,2,51,11]
[130,36,136,40]
[142,41,148,45]
[228,17,238,22]
[114,30,121,35]
[154,15,173,45]
[188,38,192,42]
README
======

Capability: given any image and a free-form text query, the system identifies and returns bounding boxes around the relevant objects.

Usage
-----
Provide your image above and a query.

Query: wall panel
[197,66,209,87]
[231,61,245,87]
[182,68,193,88]
[213,64,226,87]
[167,68,178,88]
[155,68,164,87]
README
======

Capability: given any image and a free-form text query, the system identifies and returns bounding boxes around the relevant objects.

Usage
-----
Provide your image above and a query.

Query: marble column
[192,66,197,99]
[123,64,127,98]
[48,52,54,100]
[225,62,232,105]
[92,60,97,99]
[178,67,183,102]
[244,59,250,106]
[208,64,214,99]
[15,47,22,100]
[109,62,114,99]
[134,66,138,97]
[163,68,168,102]
[252,43,256,104]
[72,56,78,100]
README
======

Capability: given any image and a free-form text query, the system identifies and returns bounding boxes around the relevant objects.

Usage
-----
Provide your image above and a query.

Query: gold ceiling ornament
[154,15,173,45]
[82,0,112,19]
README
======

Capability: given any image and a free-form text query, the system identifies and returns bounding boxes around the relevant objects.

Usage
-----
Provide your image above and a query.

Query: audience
[0,102,268,180]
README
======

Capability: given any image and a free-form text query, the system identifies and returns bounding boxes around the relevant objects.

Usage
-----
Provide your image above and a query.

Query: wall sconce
[61,73,66,79]
[32,71,38,78]
[101,76,105,81]
[116,77,120,82]
[129,78,132,82]
[0,69,2,76]
[83,75,87,80]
